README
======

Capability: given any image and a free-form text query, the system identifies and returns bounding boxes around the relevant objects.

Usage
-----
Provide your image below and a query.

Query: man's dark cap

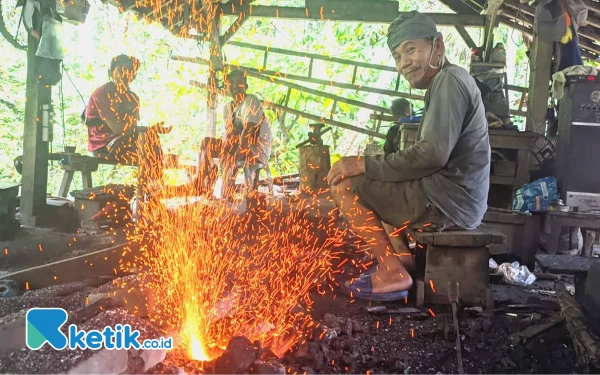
[225,68,247,82]
[387,11,443,52]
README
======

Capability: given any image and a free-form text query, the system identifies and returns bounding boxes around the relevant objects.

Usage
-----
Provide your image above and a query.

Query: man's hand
[327,156,365,186]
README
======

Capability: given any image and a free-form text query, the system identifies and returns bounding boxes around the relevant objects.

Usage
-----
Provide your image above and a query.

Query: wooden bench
[0,182,20,240]
[413,226,506,308]
[538,211,600,256]
[536,254,600,303]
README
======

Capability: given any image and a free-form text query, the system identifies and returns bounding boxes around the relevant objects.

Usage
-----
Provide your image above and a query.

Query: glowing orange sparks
[429,279,436,293]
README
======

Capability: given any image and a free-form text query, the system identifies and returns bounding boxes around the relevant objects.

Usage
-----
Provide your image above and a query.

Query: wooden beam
[246,71,392,114]
[190,79,385,138]
[265,101,385,139]
[219,4,487,26]
[173,54,423,100]
[438,0,482,14]
[585,13,600,29]
[484,0,505,62]
[455,26,477,49]
[501,5,600,53]
[499,9,600,57]
[219,7,249,45]
[583,0,600,15]
[526,35,553,133]
[176,54,530,116]
[203,0,223,138]
[228,41,398,73]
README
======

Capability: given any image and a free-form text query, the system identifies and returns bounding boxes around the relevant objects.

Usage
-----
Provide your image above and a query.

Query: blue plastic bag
[512,176,559,212]
[399,108,423,123]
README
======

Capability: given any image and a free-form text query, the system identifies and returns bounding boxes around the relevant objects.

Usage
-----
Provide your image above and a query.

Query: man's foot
[341,268,412,302]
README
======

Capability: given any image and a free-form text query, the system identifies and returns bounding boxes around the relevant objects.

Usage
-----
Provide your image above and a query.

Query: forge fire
[126,192,347,362]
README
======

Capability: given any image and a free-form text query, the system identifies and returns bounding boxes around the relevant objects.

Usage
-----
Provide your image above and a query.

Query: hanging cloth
[558,10,583,71]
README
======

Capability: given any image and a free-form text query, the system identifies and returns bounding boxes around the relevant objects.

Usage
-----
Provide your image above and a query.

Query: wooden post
[483,0,504,61]
[526,35,553,133]
[299,145,331,194]
[202,2,223,138]
[20,27,51,226]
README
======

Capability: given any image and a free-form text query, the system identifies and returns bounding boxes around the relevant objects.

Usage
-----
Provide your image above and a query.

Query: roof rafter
[219,2,486,27]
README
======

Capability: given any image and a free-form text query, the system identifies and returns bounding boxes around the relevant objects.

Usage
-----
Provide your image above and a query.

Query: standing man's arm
[365,72,468,182]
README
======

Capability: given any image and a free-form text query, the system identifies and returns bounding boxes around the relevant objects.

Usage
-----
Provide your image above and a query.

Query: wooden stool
[230,160,274,194]
[57,154,99,197]
[536,253,600,303]
[539,211,600,257]
[414,227,505,309]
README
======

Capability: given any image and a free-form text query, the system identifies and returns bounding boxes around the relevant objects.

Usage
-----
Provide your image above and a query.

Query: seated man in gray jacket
[328,12,491,301]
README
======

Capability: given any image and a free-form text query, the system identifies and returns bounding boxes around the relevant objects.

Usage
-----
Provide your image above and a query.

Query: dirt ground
[0,226,125,276]
[0,202,591,374]
[0,259,586,375]
[152,280,581,375]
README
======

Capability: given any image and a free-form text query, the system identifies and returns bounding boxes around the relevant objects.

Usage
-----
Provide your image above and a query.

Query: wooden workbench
[398,124,539,190]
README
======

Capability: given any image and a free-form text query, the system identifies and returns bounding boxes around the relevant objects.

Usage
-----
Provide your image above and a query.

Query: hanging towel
[551,65,598,100]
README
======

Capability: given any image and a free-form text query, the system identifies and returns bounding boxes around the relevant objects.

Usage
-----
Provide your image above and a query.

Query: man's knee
[330,178,353,203]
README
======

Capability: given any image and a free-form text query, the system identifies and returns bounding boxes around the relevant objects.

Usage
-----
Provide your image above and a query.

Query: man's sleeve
[383,125,399,154]
[364,71,467,182]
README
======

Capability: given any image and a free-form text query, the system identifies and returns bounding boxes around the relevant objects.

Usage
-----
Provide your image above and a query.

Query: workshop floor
[0,227,121,277]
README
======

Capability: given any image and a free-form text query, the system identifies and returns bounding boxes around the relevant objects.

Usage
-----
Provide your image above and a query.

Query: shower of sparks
[119,188,346,361]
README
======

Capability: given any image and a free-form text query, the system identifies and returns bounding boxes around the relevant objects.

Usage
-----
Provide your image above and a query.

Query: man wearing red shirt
[84,55,164,190]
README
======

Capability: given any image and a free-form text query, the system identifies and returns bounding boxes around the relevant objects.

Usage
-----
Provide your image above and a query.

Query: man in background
[84,54,167,192]
[192,68,272,197]
[383,98,413,154]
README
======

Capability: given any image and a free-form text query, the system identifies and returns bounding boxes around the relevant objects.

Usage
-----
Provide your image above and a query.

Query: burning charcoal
[351,320,364,333]
[345,318,353,336]
[324,329,338,340]
[301,366,315,374]
[314,351,325,370]
[293,342,312,360]
[443,321,455,341]
[259,348,278,360]
[341,337,359,351]
[385,356,406,372]
[249,360,285,374]
[501,357,517,370]
[214,336,257,374]
[466,320,483,338]
[323,313,342,331]
[147,362,186,374]
[341,354,354,365]
[482,318,493,332]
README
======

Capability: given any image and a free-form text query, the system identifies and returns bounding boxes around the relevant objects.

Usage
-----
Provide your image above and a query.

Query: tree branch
[0,98,21,113]
[0,0,27,51]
